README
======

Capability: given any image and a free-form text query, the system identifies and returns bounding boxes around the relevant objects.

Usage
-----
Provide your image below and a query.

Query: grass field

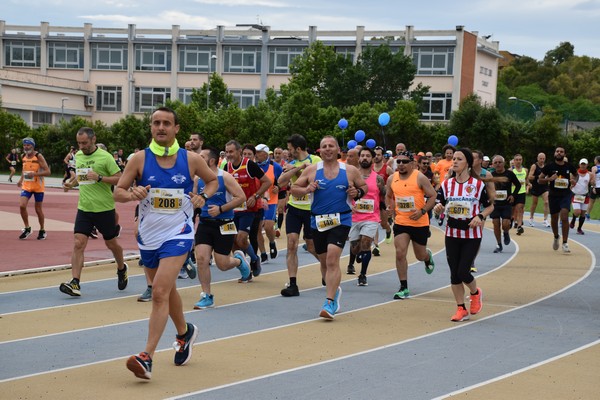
[524,194,600,220]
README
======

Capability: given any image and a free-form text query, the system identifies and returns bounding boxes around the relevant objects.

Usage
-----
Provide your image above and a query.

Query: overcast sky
[2,0,599,60]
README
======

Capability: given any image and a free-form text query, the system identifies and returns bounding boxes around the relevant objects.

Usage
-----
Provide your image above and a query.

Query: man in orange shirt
[17,137,51,240]
[434,144,456,180]
[385,151,437,299]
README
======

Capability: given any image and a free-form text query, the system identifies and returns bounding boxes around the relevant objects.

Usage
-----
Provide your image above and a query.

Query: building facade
[0,21,501,127]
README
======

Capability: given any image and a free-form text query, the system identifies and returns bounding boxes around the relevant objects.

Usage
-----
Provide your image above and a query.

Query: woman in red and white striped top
[434,148,494,322]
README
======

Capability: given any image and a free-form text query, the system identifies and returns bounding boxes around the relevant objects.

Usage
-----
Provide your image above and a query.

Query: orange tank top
[21,152,45,192]
[391,169,428,227]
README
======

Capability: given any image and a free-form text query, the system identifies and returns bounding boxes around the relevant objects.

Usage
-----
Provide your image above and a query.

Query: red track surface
[0,182,139,273]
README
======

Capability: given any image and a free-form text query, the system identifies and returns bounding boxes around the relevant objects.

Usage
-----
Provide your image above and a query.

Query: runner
[115,107,218,380]
[527,152,550,227]
[385,151,437,299]
[433,148,493,322]
[60,128,127,296]
[193,147,251,309]
[290,136,367,319]
[6,148,19,182]
[17,137,51,240]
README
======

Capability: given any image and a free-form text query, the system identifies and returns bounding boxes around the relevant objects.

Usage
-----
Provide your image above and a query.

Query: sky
[2,0,599,60]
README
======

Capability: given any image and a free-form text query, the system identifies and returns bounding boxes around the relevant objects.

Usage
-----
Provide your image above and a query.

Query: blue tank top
[139,148,193,192]
[136,148,194,249]
[310,162,352,228]
[197,169,233,219]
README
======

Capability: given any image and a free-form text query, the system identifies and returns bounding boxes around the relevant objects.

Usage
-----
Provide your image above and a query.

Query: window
[229,89,260,109]
[134,87,170,112]
[224,46,261,73]
[412,47,454,75]
[92,43,128,70]
[421,93,452,121]
[48,42,84,69]
[179,46,215,72]
[178,88,195,104]
[32,111,52,127]
[335,47,355,63]
[268,47,304,74]
[4,41,40,67]
[96,86,122,111]
[135,44,171,71]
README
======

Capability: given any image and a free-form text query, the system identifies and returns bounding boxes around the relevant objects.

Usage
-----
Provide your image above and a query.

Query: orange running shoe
[451,307,469,322]
[470,288,483,315]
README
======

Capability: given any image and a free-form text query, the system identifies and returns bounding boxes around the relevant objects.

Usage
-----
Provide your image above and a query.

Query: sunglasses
[397,159,411,164]
[421,163,430,166]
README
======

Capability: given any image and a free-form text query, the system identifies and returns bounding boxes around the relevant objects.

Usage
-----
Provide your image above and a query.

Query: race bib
[355,198,375,213]
[10,160,16,166]
[395,196,415,212]
[234,201,247,212]
[315,213,341,232]
[150,188,183,214]
[496,190,507,201]
[68,159,76,168]
[219,221,238,235]
[555,178,568,189]
[573,194,586,204]
[23,170,35,182]
[292,193,312,205]
[76,168,95,185]
[446,200,472,218]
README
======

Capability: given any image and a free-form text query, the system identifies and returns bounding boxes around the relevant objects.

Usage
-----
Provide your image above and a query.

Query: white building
[0,21,501,127]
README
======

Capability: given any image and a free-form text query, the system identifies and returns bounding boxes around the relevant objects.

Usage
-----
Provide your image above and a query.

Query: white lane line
[431,339,600,400]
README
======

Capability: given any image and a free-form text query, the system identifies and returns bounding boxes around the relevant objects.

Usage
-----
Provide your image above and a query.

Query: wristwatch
[420,208,427,215]
[97,175,103,182]
[199,192,209,201]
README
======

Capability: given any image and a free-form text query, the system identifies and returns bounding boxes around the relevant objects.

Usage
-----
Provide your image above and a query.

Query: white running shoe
[543,220,550,228]
[528,218,535,227]
[562,243,571,253]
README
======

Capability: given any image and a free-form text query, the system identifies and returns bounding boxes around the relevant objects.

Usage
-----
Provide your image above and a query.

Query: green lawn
[524,194,600,220]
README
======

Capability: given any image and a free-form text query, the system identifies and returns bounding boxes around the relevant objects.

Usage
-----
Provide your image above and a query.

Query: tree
[357,44,428,108]
[191,73,236,111]
[544,42,575,66]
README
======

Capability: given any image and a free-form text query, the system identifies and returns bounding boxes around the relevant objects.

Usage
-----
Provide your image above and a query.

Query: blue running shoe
[194,292,214,309]
[234,250,252,282]
[319,299,337,320]
[173,323,198,366]
[333,286,342,313]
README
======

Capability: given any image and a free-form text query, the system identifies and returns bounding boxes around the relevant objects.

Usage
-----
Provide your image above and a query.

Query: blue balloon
[366,139,376,149]
[338,118,348,130]
[378,112,390,126]
[347,140,357,149]
[355,130,366,142]
[448,135,459,146]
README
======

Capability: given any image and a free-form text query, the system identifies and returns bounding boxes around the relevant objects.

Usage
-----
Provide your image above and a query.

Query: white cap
[579,158,588,165]
[483,156,490,162]
[256,144,269,153]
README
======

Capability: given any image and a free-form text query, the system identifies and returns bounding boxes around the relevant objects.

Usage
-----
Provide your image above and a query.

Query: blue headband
[23,138,35,147]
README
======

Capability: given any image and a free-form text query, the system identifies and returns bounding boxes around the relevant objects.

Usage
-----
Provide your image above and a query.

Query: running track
[0,177,599,399]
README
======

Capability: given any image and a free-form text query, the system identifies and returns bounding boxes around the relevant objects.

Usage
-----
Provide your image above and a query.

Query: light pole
[206,54,217,110]
[60,97,69,120]
[508,96,541,119]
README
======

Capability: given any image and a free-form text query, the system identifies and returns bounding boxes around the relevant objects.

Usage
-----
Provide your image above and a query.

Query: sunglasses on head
[397,159,411,164]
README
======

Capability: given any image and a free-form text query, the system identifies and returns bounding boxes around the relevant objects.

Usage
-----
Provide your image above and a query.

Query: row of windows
[95,84,450,120]
[4,41,455,75]
[96,86,262,112]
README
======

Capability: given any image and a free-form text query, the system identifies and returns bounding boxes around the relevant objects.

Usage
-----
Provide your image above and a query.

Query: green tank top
[512,168,527,194]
